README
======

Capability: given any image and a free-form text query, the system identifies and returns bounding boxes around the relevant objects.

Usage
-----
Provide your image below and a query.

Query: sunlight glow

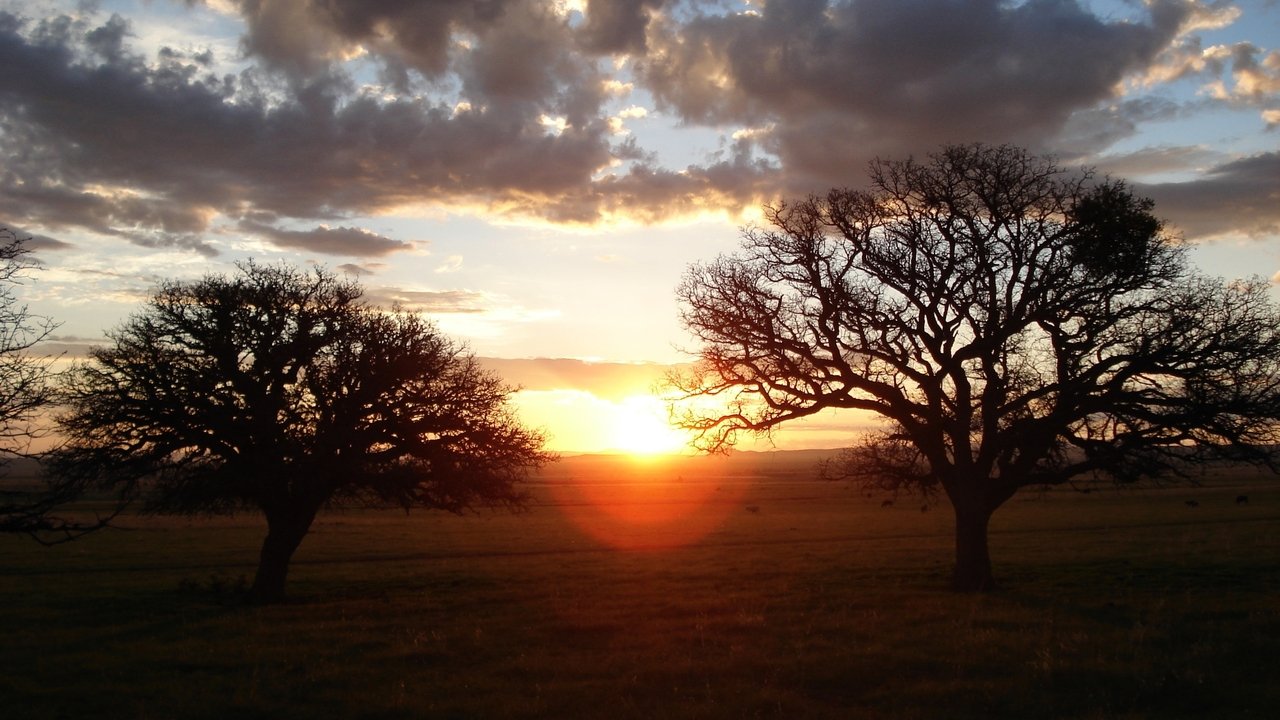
[539,114,569,135]
[607,395,688,456]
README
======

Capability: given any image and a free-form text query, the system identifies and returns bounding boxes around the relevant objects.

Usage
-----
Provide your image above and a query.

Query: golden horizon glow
[512,381,874,455]
[512,388,691,455]
[605,395,689,457]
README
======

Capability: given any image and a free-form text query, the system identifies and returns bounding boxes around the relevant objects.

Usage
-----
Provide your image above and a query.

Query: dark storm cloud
[1137,152,1280,240]
[638,0,1208,191]
[240,221,414,256]
[0,1,1273,251]
[233,1,521,89]
[578,0,670,54]
[0,179,220,256]
[229,0,607,119]
[0,11,615,236]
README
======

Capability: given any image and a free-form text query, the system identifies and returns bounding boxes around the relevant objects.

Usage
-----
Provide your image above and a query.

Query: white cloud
[434,254,464,273]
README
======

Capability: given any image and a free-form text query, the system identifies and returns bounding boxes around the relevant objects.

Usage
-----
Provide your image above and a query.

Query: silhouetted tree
[50,262,550,602]
[673,144,1280,591]
[0,229,104,541]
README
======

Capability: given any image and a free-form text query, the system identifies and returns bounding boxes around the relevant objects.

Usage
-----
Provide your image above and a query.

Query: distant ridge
[0,454,44,480]
[538,448,843,480]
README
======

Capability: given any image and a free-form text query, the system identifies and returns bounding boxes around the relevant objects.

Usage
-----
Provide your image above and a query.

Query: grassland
[2,452,1278,719]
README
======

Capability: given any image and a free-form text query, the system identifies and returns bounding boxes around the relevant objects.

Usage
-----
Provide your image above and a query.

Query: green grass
[2,455,1278,718]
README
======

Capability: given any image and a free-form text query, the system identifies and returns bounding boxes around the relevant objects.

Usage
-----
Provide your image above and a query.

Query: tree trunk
[951,502,995,592]
[250,508,316,604]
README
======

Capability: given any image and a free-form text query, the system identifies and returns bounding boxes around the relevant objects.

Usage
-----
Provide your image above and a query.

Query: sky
[1,0,1279,454]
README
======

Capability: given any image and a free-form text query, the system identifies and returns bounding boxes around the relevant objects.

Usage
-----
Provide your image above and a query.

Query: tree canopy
[674,144,1280,591]
[50,262,550,601]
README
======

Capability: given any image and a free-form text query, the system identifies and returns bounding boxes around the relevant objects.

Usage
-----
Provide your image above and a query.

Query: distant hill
[4,449,848,487]
[538,448,844,481]
[0,454,44,480]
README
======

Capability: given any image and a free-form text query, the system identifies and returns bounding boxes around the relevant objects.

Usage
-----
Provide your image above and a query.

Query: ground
[2,453,1278,718]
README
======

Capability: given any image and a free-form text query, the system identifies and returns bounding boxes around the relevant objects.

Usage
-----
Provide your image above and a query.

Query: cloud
[1054,97,1184,160]
[7,229,74,252]
[0,1,1273,251]
[233,0,362,83]
[479,356,685,400]
[434,255,464,274]
[1204,43,1280,105]
[31,334,103,358]
[1094,145,1222,178]
[577,0,669,55]
[1138,36,1232,87]
[240,221,414,256]
[0,12,617,225]
[1138,152,1280,240]
[637,0,1215,191]
[225,0,614,121]
[542,151,780,224]
[336,262,386,277]
[364,286,489,314]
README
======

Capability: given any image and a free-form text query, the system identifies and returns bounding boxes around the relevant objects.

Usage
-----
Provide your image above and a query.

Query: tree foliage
[50,262,550,601]
[674,144,1280,591]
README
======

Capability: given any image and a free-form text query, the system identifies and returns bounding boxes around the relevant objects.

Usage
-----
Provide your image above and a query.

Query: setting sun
[606,395,688,456]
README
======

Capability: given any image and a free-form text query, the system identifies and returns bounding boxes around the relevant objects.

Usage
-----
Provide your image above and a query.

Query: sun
[608,395,687,456]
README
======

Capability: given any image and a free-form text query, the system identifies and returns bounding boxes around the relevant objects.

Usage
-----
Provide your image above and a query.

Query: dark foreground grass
[2,456,1278,719]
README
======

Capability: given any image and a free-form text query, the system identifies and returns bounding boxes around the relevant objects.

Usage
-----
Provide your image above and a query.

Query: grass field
[3,452,1278,719]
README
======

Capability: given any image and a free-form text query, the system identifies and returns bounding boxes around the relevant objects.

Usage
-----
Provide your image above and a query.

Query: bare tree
[0,230,55,454]
[49,262,550,602]
[0,229,101,540]
[673,144,1280,591]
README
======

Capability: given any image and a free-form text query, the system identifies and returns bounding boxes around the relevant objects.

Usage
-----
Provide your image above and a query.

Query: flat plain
[2,452,1278,719]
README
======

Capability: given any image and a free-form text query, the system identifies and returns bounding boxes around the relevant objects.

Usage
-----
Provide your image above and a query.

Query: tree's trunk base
[249,577,288,605]
[247,586,288,605]
[250,544,292,604]
[949,575,997,593]
[952,503,996,594]
[249,510,315,604]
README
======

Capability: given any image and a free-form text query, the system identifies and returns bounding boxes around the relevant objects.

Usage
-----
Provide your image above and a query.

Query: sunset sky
[2,0,1279,453]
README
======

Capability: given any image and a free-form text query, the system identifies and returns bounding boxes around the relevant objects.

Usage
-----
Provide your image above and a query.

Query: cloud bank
[1,0,1277,255]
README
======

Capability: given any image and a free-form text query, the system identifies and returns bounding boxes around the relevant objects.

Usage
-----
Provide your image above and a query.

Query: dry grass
[2,454,1278,718]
